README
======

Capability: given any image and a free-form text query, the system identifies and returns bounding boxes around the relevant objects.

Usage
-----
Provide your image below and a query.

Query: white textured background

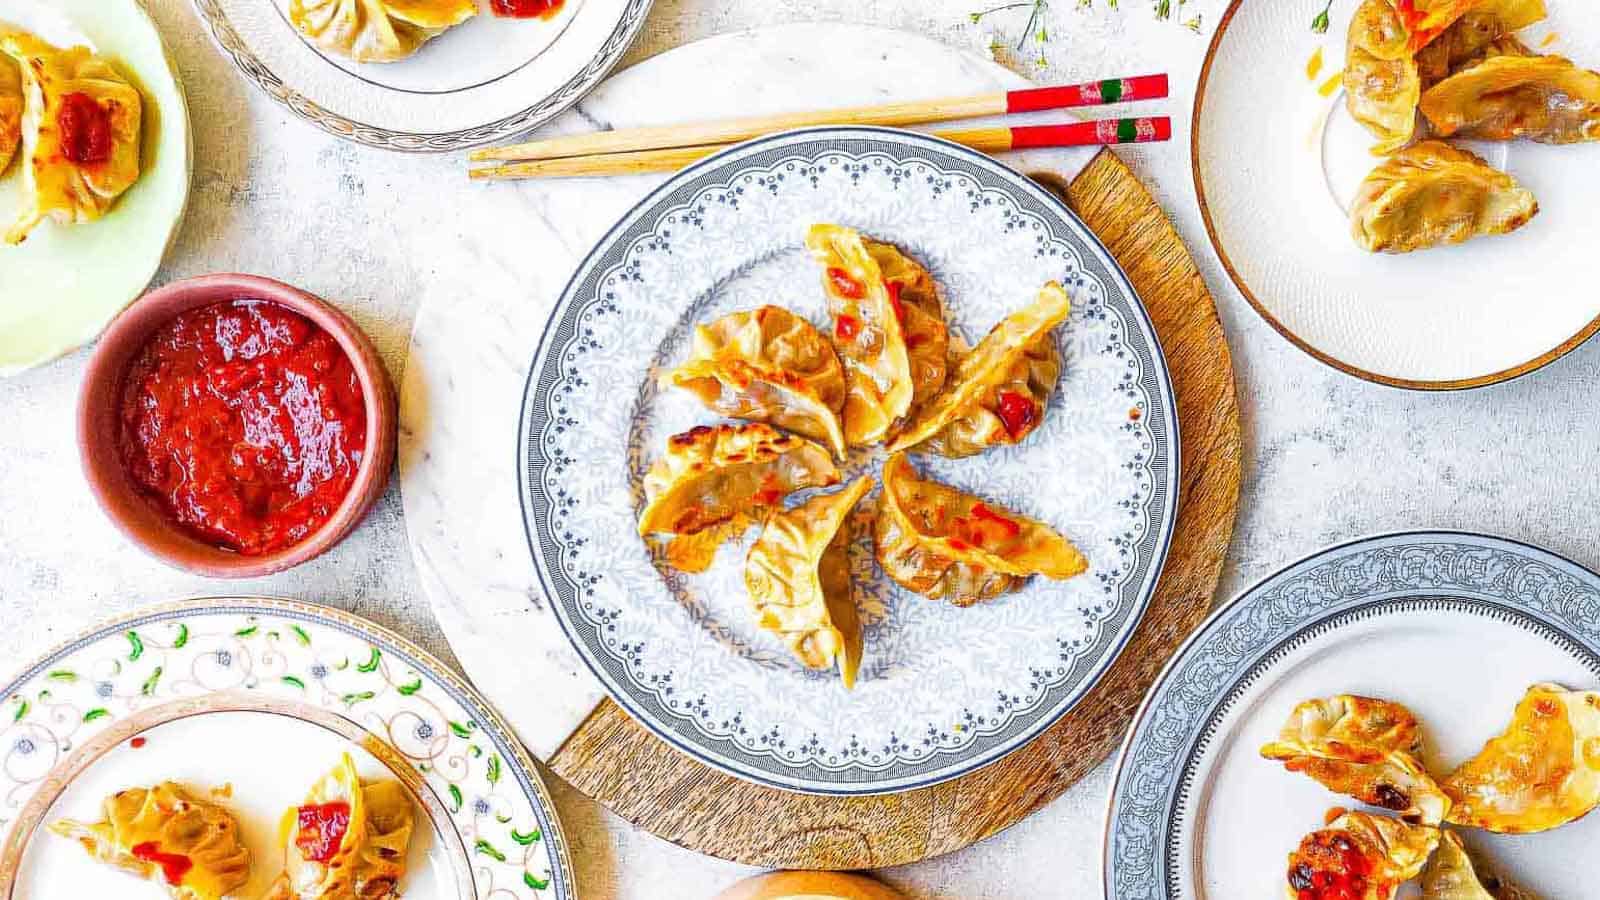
[4,1,1600,897]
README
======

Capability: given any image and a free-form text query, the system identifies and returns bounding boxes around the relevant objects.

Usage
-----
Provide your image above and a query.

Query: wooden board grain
[548,149,1243,870]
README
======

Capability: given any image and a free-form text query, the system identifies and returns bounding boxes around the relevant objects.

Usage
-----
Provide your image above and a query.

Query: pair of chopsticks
[469,73,1171,181]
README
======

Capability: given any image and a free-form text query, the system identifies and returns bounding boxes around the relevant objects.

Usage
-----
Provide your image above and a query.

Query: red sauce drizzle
[834,315,861,341]
[1289,831,1378,900]
[995,390,1038,440]
[131,842,193,886]
[294,802,353,864]
[826,268,865,300]
[969,502,1021,538]
[886,282,906,324]
[58,92,114,165]
[130,737,147,749]
[115,300,367,556]
[489,0,565,18]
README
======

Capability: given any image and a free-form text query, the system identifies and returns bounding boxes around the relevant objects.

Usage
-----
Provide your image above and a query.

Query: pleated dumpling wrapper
[638,423,840,537]
[265,754,417,900]
[1442,683,1600,833]
[887,282,1069,458]
[863,237,951,416]
[1261,695,1450,825]
[289,0,477,64]
[1,33,142,246]
[665,306,849,458]
[874,453,1086,607]
[1415,0,1545,88]
[1421,54,1600,144]
[1420,831,1539,900]
[1351,141,1537,254]
[1285,810,1440,900]
[745,476,871,688]
[805,224,917,447]
[50,782,251,900]
[1344,0,1424,154]
[0,52,21,173]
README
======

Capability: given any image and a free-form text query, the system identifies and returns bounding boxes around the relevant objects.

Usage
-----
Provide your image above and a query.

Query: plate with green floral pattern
[0,597,572,900]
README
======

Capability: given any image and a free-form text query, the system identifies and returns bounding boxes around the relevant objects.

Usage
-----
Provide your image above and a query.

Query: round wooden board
[546,149,1243,869]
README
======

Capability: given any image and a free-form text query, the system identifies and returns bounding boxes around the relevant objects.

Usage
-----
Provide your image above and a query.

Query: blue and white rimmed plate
[1104,531,1600,899]
[0,598,573,900]
[518,126,1179,796]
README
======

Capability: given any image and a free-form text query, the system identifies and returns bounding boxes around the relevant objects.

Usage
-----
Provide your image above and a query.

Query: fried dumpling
[665,306,848,458]
[887,282,1069,458]
[874,453,1086,607]
[1261,695,1450,825]
[50,782,251,900]
[1416,0,1544,88]
[1351,141,1537,254]
[349,780,415,900]
[289,0,477,64]
[1344,44,1423,153]
[864,237,951,413]
[1285,810,1440,900]
[745,476,871,688]
[1421,831,1539,900]
[1,34,142,246]
[806,224,916,447]
[637,423,840,537]
[266,755,416,900]
[1421,54,1600,144]
[1442,683,1600,833]
[0,53,20,174]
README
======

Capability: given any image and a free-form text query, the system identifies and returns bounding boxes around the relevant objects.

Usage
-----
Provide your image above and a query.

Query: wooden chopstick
[469,74,1169,163]
[468,117,1173,181]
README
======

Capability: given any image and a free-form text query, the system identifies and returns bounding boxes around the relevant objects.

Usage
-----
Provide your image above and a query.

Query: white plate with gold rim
[1195,0,1600,389]
[191,0,651,151]
[0,597,573,900]
[0,0,191,377]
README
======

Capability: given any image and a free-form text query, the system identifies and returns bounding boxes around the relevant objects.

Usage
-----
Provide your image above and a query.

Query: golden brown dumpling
[1351,141,1537,254]
[0,53,20,174]
[806,224,916,447]
[1345,0,1424,153]
[1421,54,1600,144]
[265,754,416,900]
[50,782,251,900]
[1416,0,1544,88]
[874,453,1086,607]
[665,306,848,458]
[1285,810,1440,900]
[1,34,142,245]
[637,423,840,537]
[864,238,951,414]
[887,282,1069,458]
[1261,695,1450,825]
[745,476,871,688]
[1442,683,1600,834]
[1420,831,1539,900]
[289,0,477,63]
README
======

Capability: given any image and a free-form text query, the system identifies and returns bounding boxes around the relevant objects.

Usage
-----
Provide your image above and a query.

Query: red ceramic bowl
[77,274,397,578]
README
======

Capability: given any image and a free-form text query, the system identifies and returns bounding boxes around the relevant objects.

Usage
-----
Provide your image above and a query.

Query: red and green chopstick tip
[1006,73,1170,113]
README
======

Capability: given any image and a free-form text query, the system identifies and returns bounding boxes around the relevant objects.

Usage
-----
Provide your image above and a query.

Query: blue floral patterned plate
[0,598,573,900]
[519,127,1179,795]
[1105,531,1600,899]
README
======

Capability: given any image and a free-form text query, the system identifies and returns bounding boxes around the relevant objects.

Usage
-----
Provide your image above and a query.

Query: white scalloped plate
[0,0,191,377]
[190,0,651,151]
[0,598,573,900]
[1195,0,1600,389]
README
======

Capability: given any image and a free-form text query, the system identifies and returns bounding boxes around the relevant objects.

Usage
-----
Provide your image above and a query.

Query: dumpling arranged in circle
[665,306,848,458]
[50,782,252,900]
[289,0,479,64]
[874,453,1086,607]
[637,423,840,538]
[1351,141,1538,254]
[1420,830,1539,900]
[1443,683,1600,833]
[1,33,144,245]
[887,282,1069,458]
[1284,810,1439,900]
[745,476,872,688]
[1261,695,1450,825]
[1421,54,1600,144]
